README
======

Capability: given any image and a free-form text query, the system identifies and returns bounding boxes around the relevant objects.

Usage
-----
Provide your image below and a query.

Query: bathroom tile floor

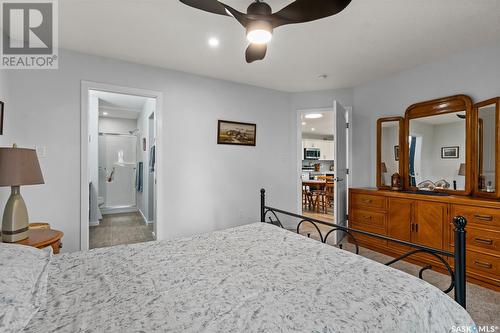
[89,212,154,249]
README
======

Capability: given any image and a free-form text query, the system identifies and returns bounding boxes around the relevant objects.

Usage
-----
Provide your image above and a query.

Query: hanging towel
[149,145,156,173]
[136,162,143,192]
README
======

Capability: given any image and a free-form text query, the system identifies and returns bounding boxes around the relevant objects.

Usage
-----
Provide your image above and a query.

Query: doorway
[297,103,349,244]
[81,82,162,251]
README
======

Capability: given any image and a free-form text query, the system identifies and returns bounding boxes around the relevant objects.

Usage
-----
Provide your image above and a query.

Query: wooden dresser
[349,188,500,291]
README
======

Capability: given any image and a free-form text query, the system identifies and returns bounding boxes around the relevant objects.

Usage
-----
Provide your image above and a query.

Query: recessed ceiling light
[318,74,328,79]
[102,112,108,116]
[311,128,316,131]
[302,122,306,126]
[208,37,220,48]
[305,113,323,119]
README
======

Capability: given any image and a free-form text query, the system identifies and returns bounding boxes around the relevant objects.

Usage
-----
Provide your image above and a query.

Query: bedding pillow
[0,243,52,333]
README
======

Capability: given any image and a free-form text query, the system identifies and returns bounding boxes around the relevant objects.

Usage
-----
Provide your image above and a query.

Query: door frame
[80,81,163,251]
[295,106,352,224]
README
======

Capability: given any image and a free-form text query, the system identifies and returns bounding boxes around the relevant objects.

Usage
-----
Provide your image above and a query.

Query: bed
[3,190,474,332]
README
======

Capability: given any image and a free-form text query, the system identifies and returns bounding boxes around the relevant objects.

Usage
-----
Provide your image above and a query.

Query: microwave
[304,148,321,160]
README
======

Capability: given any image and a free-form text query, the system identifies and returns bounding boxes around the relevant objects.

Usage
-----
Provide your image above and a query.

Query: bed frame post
[260,189,266,222]
[453,216,467,308]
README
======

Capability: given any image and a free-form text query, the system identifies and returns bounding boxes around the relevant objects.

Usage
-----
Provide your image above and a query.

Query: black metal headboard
[259,188,467,308]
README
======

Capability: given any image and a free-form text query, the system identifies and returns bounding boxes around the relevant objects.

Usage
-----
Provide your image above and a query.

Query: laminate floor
[89,212,154,249]
[295,223,500,327]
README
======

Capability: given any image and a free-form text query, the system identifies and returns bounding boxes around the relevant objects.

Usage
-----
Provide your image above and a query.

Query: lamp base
[2,186,29,242]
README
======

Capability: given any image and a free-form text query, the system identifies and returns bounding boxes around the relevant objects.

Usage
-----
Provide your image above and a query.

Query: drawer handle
[361,199,372,204]
[362,215,373,221]
[474,237,493,245]
[474,214,493,221]
[474,260,493,269]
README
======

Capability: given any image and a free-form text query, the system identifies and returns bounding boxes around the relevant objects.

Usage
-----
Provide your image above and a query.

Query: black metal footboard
[259,189,467,308]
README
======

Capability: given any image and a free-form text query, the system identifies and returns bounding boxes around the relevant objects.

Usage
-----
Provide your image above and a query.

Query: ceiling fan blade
[179,0,248,26]
[245,43,267,63]
[271,0,351,27]
[179,0,229,16]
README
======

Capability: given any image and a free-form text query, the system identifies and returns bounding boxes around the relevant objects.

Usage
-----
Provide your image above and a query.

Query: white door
[333,101,348,243]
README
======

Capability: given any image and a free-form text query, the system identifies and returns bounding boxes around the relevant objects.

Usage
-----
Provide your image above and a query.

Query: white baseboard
[89,220,100,227]
[101,206,138,215]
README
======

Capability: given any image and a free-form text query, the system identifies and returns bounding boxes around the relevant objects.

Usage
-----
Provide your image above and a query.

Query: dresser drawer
[449,226,500,254]
[451,205,500,229]
[350,209,386,231]
[466,251,500,285]
[351,193,386,210]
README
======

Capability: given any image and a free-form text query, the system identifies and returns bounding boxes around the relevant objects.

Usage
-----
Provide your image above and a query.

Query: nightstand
[13,229,64,254]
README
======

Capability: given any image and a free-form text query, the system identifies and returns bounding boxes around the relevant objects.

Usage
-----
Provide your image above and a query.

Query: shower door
[98,135,137,210]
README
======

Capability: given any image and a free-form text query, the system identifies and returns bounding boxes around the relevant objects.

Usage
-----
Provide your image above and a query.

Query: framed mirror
[404,95,473,195]
[377,117,404,189]
[474,97,500,198]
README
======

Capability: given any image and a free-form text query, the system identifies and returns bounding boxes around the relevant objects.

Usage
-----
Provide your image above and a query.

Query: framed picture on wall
[217,120,257,146]
[394,145,399,161]
[441,146,459,159]
[0,101,4,135]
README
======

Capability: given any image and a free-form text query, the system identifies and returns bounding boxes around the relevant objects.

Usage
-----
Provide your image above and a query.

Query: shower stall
[98,133,138,213]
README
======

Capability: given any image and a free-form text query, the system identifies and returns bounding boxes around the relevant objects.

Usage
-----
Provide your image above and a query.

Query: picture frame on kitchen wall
[0,101,4,135]
[217,120,256,146]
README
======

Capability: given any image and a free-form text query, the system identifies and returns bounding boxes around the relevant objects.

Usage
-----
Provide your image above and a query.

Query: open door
[333,101,348,243]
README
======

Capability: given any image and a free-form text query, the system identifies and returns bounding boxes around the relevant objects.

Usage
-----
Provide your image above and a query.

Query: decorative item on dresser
[0,144,45,242]
[358,94,500,291]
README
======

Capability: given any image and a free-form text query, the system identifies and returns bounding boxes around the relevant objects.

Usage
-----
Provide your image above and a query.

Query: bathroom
[87,90,157,249]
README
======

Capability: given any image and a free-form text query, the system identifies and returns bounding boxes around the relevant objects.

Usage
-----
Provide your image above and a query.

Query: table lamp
[0,144,44,242]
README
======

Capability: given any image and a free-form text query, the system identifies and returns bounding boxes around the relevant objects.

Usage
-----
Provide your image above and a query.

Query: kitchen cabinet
[302,139,334,160]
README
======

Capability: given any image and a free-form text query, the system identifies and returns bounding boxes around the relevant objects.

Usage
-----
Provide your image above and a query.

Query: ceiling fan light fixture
[246,20,273,44]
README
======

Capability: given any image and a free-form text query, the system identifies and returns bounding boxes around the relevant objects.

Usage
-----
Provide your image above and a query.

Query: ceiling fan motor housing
[247,1,272,16]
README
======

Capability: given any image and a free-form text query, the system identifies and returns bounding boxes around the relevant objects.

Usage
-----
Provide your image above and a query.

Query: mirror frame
[473,97,500,198]
[403,95,473,195]
[377,117,404,189]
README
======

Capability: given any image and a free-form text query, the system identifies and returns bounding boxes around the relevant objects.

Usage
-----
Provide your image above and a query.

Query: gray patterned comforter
[25,223,474,332]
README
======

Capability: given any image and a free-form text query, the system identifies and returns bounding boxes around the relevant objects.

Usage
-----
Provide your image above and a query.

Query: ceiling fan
[179,0,352,63]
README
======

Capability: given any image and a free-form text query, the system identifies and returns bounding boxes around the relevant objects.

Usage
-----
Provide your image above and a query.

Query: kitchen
[300,111,335,222]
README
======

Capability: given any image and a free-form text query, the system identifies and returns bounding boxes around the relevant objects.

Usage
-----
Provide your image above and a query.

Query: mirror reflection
[477,104,496,193]
[408,111,466,191]
[380,121,400,187]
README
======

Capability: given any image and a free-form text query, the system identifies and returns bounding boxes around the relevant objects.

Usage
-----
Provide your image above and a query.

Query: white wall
[352,43,500,186]
[136,98,155,221]
[99,117,137,134]
[0,49,294,252]
[88,94,99,197]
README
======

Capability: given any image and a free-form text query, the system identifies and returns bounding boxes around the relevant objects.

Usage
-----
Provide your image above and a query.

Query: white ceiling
[301,111,334,136]
[61,0,500,92]
[90,90,151,119]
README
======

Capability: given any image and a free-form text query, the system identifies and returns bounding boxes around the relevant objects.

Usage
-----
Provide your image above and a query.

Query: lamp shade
[458,163,466,176]
[381,162,388,173]
[0,146,44,186]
